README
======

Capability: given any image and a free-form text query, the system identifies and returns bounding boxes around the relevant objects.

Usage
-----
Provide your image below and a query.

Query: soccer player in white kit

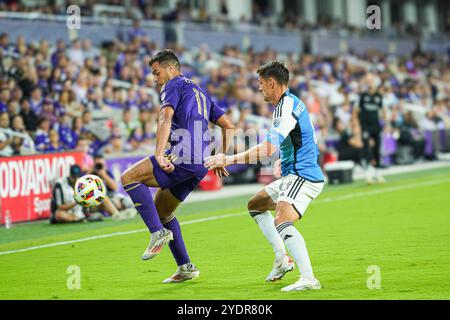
[205,61,325,291]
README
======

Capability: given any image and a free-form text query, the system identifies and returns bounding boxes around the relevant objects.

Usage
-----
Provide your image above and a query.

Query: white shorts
[265,174,324,217]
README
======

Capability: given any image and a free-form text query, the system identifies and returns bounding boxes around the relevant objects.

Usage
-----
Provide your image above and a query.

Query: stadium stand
[0,1,449,189]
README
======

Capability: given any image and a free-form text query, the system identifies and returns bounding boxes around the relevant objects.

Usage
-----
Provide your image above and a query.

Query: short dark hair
[256,61,289,85]
[148,49,180,70]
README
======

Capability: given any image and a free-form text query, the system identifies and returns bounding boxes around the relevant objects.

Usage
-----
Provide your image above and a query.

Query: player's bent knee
[120,171,131,186]
[247,191,273,212]
[274,202,300,225]
[247,196,258,211]
[121,169,139,186]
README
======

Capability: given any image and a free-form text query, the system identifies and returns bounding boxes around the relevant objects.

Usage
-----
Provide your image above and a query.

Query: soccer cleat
[281,277,321,292]
[142,228,173,260]
[266,254,295,282]
[163,263,200,283]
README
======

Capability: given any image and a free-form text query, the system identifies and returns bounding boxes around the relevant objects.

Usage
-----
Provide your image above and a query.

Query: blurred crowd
[0,25,449,169]
[1,0,448,37]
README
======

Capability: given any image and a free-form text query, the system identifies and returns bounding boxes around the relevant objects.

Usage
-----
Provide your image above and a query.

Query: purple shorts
[150,156,208,201]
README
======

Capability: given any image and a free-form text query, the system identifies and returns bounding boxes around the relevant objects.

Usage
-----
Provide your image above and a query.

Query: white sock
[276,221,315,281]
[250,211,286,260]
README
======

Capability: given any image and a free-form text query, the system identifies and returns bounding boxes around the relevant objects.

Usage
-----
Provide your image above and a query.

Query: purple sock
[163,216,190,266]
[124,183,162,233]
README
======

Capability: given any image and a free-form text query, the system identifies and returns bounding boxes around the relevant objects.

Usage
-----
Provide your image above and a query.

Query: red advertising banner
[0,152,84,224]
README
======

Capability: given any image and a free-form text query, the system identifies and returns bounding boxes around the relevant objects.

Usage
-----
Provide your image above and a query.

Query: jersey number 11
[193,88,208,120]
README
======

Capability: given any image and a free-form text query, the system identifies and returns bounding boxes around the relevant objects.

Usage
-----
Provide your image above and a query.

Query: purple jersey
[160,75,225,164]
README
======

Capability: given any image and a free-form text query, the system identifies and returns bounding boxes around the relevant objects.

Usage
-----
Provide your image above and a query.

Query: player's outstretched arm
[204,140,278,170]
[212,114,235,177]
[155,107,175,173]
[215,114,235,154]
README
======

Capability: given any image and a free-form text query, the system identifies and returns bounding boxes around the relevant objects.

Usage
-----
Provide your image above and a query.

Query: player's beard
[156,81,167,92]
[156,77,169,91]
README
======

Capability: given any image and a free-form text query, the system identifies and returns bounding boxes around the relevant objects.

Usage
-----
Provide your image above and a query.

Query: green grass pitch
[1,167,449,300]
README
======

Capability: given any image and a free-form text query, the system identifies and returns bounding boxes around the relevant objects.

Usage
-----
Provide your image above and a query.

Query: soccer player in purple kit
[121,49,233,283]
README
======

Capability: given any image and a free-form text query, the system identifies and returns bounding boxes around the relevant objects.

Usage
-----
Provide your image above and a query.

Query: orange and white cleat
[163,263,200,283]
[266,254,295,282]
[142,228,173,260]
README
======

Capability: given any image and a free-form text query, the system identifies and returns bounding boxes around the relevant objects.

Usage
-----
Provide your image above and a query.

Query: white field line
[0,213,246,256]
[315,178,450,204]
[1,178,449,256]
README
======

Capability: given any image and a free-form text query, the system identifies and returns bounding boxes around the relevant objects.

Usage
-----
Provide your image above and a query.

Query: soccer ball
[74,174,106,208]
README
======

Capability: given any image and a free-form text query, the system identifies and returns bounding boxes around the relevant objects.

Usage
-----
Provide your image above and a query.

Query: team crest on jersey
[161,92,166,102]
[273,118,282,128]
[280,180,292,192]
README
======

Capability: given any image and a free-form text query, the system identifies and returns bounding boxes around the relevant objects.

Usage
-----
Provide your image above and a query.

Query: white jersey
[52,177,84,218]
[0,129,14,157]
